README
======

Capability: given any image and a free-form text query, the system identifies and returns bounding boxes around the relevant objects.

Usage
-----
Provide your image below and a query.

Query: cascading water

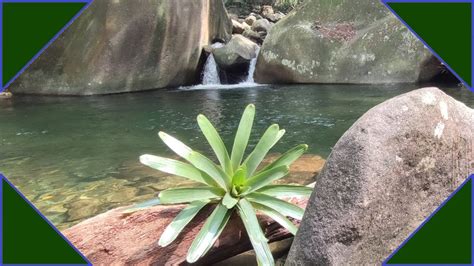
[244,47,260,84]
[202,43,224,85]
[182,44,262,90]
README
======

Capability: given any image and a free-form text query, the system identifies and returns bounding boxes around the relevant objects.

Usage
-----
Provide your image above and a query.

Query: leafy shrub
[139,104,312,265]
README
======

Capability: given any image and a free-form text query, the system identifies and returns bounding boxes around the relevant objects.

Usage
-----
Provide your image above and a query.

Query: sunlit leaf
[158,200,209,246]
[159,187,225,204]
[244,124,280,177]
[257,185,313,198]
[247,192,305,220]
[259,144,308,174]
[231,104,255,171]
[197,114,233,175]
[243,165,289,194]
[238,199,274,266]
[159,131,193,158]
[253,202,298,235]
[158,132,230,190]
[222,192,238,209]
[188,152,230,190]
[273,129,286,146]
[140,154,216,186]
[187,204,231,263]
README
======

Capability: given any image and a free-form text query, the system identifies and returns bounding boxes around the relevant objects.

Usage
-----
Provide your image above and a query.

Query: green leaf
[187,203,231,263]
[158,132,230,190]
[257,185,313,198]
[237,199,274,266]
[139,154,215,186]
[243,165,289,194]
[159,131,193,158]
[159,187,225,204]
[188,152,230,190]
[222,192,238,209]
[197,114,233,175]
[158,200,209,247]
[231,104,255,171]
[247,193,305,220]
[243,124,281,177]
[273,129,286,146]
[259,144,308,174]
[122,198,161,214]
[253,203,298,235]
[232,165,247,187]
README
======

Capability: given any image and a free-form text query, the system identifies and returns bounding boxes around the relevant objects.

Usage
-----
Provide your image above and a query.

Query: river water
[0,84,472,229]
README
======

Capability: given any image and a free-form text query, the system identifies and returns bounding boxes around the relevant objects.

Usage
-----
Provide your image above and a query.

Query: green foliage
[139,104,312,265]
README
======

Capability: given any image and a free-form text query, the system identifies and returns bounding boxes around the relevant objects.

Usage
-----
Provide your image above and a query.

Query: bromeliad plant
[139,104,312,265]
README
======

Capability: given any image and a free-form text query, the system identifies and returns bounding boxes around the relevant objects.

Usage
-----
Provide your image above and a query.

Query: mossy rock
[255,0,437,84]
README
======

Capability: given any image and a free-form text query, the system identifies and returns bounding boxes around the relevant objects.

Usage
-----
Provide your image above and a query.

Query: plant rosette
[136,104,312,265]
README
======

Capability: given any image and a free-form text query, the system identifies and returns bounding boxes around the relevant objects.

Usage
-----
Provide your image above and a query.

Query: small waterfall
[182,44,262,91]
[202,54,220,85]
[202,43,224,85]
[244,47,260,84]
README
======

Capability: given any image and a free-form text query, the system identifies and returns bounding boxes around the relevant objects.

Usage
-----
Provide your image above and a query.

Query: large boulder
[213,35,259,73]
[9,0,232,95]
[255,0,436,84]
[286,87,474,265]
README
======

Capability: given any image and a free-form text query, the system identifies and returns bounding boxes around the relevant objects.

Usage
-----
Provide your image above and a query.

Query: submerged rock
[262,154,325,185]
[286,87,474,265]
[66,198,101,221]
[9,0,232,95]
[255,0,436,84]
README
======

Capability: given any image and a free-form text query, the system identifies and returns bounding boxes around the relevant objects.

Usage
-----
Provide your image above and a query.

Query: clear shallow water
[0,84,472,229]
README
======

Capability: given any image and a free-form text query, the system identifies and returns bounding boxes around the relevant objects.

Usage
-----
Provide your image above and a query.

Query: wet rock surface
[286,87,474,265]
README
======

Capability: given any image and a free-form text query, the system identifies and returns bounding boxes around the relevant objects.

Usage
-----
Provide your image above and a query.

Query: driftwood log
[64,197,309,265]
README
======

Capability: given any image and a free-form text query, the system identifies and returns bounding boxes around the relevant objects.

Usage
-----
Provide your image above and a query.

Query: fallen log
[64,197,309,265]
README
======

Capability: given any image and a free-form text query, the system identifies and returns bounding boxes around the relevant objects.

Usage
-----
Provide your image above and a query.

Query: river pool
[1,84,472,229]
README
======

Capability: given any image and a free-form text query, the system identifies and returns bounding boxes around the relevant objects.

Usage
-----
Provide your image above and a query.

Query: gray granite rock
[286,87,474,265]
[9,0,232,95]
[213,34,259,71]
[256,0,437,84]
